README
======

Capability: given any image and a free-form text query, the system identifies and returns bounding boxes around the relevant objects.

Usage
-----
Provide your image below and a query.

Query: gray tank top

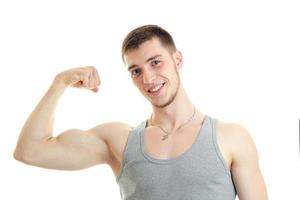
[116,115,237,200]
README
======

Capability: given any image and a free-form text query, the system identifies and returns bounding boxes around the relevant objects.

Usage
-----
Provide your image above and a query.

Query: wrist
[51,75,67,93]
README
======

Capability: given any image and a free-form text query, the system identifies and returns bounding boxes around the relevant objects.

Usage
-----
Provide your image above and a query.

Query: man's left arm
[230,125,268,200]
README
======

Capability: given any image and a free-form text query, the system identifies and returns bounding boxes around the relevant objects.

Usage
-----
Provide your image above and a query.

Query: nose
[142,67,156,84]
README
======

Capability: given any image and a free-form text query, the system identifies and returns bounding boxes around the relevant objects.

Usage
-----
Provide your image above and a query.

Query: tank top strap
[116,120,146,181]
[122,120,147,165]
[200,115,231,176]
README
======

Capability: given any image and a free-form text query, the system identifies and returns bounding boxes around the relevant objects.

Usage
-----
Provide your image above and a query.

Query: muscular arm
[229,124,268,200]
[14,67,128,170]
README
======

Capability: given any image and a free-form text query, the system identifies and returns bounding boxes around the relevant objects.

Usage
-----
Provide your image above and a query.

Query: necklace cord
[148,106,197,140]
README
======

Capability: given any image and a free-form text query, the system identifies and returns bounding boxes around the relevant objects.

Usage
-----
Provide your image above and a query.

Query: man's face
[124,37,183,108]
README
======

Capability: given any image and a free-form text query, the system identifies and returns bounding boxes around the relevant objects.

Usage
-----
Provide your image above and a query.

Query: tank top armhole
[115,127,135,182]
[211,118,232,177]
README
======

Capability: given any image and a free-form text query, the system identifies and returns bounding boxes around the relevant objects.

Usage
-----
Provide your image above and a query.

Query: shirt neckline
[139,115,208,164]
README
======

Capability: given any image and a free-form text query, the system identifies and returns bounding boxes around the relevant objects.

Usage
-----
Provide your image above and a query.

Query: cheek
[132,79,145,91]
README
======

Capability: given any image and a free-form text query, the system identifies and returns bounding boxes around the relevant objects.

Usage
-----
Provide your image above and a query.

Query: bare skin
[14,37,268,199]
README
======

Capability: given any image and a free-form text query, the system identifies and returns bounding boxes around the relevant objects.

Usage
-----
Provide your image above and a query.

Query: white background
[1,0,299,199]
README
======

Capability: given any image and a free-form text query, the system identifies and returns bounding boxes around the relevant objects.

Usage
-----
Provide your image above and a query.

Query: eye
[151,60,161,66]
[130,68,141,78]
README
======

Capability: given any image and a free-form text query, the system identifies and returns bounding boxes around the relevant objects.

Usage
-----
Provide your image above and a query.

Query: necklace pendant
[162,134,169,141]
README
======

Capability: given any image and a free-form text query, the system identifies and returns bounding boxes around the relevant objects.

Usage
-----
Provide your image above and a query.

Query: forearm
[15,77,66,156]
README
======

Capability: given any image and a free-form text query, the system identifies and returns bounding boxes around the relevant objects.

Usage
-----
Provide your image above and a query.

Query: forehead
[124,37,170,67]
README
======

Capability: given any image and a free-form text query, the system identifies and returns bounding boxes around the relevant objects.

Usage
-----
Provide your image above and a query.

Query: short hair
[121,25,177,62]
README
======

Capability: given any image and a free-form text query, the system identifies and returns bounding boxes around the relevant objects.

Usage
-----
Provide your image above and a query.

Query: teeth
[149,84,163,92]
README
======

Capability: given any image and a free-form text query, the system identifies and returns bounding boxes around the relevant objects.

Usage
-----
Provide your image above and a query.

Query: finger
[88,70,96,89]
[81,73,89,88]
[92,69,101,87]
[90,70,99,93]
[90,87,98,93]
[94,68,101,86]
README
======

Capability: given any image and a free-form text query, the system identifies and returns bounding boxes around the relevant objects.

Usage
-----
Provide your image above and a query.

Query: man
[14,25,268,200]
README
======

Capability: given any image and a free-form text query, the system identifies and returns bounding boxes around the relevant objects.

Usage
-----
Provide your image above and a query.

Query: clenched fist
[54,66,101,92]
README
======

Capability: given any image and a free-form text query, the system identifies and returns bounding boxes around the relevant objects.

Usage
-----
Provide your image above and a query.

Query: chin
[150,98,174,108]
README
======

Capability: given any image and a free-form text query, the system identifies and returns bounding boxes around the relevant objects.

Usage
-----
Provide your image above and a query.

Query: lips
[147,82,166,93]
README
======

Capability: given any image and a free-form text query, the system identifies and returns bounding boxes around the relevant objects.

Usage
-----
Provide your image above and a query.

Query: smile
[148,82,166,94]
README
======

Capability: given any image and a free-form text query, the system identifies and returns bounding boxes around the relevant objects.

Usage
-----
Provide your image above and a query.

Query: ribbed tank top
[116,115,237,200]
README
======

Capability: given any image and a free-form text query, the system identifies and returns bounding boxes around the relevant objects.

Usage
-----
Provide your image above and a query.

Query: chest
[143,125,200,160]
[111,120,232,177]
[118,124,237,199]
[142,124,232,170]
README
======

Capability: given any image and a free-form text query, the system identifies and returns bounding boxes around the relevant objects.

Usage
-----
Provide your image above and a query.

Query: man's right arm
[13,66,128,170]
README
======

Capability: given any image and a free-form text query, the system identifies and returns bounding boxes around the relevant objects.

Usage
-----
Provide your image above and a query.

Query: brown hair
[121,25,177,62]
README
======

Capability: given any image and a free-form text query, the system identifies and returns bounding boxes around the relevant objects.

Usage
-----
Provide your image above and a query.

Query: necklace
[148,106,196,141]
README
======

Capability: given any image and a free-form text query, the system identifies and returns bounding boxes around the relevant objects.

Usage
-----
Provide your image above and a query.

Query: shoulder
[215,120,258,165]
[216,120,252,142]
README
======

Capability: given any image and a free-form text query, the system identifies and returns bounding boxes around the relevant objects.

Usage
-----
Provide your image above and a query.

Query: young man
[14,25,268,200]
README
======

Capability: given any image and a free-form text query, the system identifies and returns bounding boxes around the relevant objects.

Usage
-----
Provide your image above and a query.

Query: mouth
[147,82,166,95]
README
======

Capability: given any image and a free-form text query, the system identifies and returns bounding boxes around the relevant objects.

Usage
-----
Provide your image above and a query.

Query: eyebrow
[127,55,162,71]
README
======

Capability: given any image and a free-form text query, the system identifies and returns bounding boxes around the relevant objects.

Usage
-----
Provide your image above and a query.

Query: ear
[173,50,183,70]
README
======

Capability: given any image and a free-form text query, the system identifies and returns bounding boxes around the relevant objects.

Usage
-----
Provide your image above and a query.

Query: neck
[150,84,200,130]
